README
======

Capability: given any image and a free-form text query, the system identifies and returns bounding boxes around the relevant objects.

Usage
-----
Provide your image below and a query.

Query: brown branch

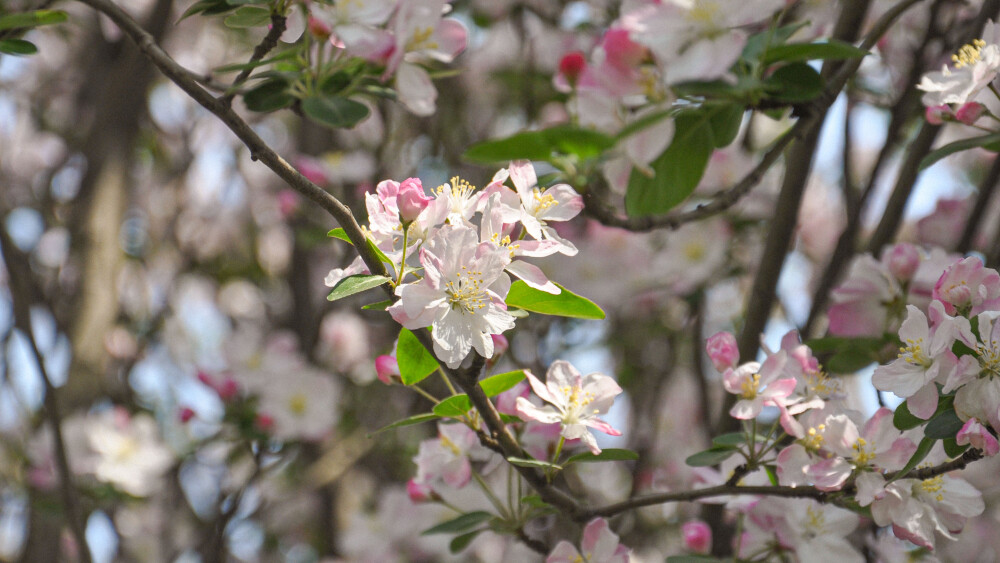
[220,13,288,106]
[578,446,986,520]
[74,0,388,283]
[0,229,92,563]
[583,0,925,233]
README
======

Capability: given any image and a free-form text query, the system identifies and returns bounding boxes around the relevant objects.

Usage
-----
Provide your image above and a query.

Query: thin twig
[0,229,92,563]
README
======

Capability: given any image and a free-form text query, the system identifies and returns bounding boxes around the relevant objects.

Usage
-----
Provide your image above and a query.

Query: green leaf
[625,109,715,217]
[888,436,935,484]
[761,40,869,65]
[433,395,472,418]
[505,281,605,320]
[742,22,810,62]
[242,78,295,112]
[763,62,823,102]
[421,511,493,535]
[564,448,639,465]
[685,445,738,467]
[942,437,969,458]
[764,464,779,486]
[327,227,392,265]
[326,274,390,302]
[893,400,925,431]
[0,39,37,55]
[506,457,562,470]
[919,133,1000,171]
[302,95,371,129]
[223,5,270,28]
[450,530,485,553]
[361,299,392,310]
[478,370,526,396]
[463,126,615,164]
[180,0,237,20]
[397,328,440,385]
[707,103,744,148]
[368,413,440,436]
[924,408,964,439]
[0,10,67,31]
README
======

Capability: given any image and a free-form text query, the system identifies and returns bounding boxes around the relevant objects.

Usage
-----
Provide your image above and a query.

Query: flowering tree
[6,0,1000,561]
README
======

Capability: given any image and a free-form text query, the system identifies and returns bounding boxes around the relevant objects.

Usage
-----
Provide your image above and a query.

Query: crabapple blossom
[705,331,739,373]
[722,352,797,420]
[516,360,623,455]
[932,257,1000,316]
[547,518,631,563]
[388,225,515,368]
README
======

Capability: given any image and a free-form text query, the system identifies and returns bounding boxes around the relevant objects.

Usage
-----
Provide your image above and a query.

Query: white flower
[516,360,623,455]
[388,225,515,368]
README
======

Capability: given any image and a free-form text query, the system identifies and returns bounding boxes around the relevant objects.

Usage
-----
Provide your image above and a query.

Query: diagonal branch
[74,0,388,283]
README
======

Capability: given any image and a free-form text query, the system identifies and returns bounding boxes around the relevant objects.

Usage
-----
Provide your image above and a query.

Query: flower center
[288,393,308,416]
[740,373,761,400]
[532,189,558,213]
[803,424,825,451]
[445,266,487,313]
[898,338,930,367]
[852,437,876,465]
[919,475,945,501]
[953,39,987,69]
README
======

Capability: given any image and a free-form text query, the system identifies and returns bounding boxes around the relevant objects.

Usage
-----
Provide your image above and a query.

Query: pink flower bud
[375,355,400,385]
[925,104,952,125]
[307,15,331,39]
[884,242,920,282]
[254,413,275,433]
[955,102,986,125]
[217,377,240,401]
[705,332,739,372]
[407,478,434,502]
[397,178,432,224]
[178,407,196,423]
[682,520,712,554]
[558,51,587,87]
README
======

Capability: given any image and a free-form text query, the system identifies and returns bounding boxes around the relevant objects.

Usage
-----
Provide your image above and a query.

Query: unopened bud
[885,242,920,282]
[955,101,986,125]
[682,520,712,554]
[375,355,401,385]
[397,178,432,224]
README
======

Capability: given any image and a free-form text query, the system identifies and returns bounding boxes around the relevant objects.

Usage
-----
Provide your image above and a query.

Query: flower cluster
[705,256,1000,552]
[325,160,583,367]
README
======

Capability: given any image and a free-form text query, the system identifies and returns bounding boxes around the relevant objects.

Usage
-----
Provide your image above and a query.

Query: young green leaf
[421,511,493,535]
[326,274,390,302]
[919,132,1000,171]
[478,370,526,396]
[302,95,371,129]
[625,110,714,217]
[0,39,37,55]
[685,445,737,467]
[368,413,440,436]
[433,395,472,418]
[505,281,605,320]
[0,10,68,31]
[397,328,440,385]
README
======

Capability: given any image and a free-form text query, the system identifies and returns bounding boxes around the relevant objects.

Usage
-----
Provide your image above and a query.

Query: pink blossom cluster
[307,0,468,116]
[326,160,584,368]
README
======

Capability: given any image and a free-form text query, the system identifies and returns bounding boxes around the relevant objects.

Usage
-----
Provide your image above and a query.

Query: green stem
[472,470,510,520]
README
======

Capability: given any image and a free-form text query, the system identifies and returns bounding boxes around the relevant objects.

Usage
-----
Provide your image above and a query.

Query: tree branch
[74,0,388,283]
